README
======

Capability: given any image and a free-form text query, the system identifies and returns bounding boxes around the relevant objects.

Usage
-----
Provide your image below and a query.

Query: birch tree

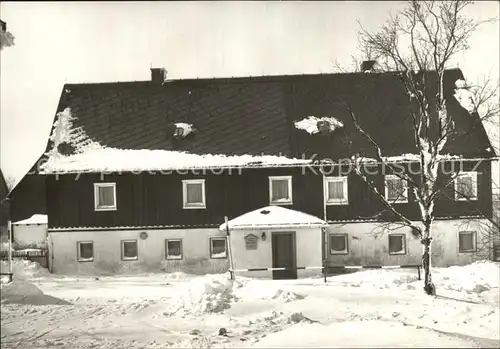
[349,0,498,295]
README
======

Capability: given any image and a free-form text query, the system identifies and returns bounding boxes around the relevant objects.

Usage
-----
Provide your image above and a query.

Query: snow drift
[1,280,71,305]
[267,289,305,303]
[169,274,237,316]
[330,261,499,293]
[0,259,50,281]
[251,320,483,348]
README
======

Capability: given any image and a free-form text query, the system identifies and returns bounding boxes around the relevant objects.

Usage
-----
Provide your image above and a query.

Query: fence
[0,249,48,269]
[0,249,47,259]
[229,263,421,282]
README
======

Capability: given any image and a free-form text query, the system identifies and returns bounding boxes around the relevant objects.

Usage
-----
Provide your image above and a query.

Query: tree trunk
[421,224,436,296]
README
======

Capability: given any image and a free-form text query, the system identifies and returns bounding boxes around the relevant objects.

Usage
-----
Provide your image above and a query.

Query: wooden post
[417,265,421,281]
[321,167,328,284]
[323,258,327,284]
[225,216,235,281]
[7,219,12,282]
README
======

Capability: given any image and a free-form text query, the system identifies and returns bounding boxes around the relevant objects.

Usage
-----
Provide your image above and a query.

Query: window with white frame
[325,176,348,205]
[94,183,117,211]
[182,179,206,209]
[121,240,138,261]
[165,239,183,260]
[388,234,406,255]
[77,241,94,262]
[210,237,227,259]
[454,172,478,201]
[269,176,293,205]
[329,234,348,254]
[385,175,408,203]
[458,231,476,252]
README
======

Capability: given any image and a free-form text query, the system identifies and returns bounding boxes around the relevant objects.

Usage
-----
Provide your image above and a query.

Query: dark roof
[0,169,8,202]
[43,69,494,165]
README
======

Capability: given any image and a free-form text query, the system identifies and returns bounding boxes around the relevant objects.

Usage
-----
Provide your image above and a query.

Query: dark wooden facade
[46,159,493,229]
[9,173,47,223]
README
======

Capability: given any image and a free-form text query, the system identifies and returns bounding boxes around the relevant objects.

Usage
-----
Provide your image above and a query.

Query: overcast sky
[1,1,499,184]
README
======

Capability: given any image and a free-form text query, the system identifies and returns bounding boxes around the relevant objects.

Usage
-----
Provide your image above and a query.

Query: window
[385,175,408,203]
[210,237,227,259]
[94,183,117,211]
[165,239,183,260]
[121,240,138,261]
[77,241,94,262]
[325,177,348,205]
[182,179,206,209]
[388,234,406,255]
[459,231,476,252]
[269,176,293,205]
[329,234,348,254]
[454,172,478,201]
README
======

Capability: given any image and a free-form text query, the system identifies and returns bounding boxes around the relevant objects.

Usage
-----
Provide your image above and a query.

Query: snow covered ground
[1,260,499,348]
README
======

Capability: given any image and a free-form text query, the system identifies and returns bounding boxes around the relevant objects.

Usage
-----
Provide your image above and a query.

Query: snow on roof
[48,108,103,157]
[294,116,344,135]
[40,148,312,174]
[41,108,312,174]
[350,153,461,164]
[220,206,326,231]
[453,79,476,114]
[13,214,48,225]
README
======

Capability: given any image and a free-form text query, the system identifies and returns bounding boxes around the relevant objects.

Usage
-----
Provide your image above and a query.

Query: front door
[272,232,297,280]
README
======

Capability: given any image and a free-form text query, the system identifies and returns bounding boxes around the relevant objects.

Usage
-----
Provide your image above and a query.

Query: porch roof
[219,206,326,231]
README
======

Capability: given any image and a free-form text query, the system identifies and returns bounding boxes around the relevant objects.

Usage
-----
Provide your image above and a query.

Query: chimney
[150,68,166,84]
[360,60,376,72]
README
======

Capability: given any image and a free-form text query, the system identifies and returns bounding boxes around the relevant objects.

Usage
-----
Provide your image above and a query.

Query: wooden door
[271,231,297,280]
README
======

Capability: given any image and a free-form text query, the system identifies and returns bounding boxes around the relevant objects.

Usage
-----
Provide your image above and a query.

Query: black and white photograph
[1,1,499,348]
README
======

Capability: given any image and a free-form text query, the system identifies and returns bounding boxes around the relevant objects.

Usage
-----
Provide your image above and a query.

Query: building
[11,214,48,249]
[37,67,496,276]
[0,169,9,236]
[9,170,47,223]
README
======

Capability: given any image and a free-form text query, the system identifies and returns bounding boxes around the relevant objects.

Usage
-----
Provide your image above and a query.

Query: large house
[36,66,496,277]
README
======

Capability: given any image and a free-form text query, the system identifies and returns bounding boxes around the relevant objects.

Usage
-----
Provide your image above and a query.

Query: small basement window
[329,234,348,254]
[94,183,117,211]
[210,237,227,259]
[121,240,138,261]
[325,177,348,205]
[77,241,94,262]
[458,231,476,252]
[182,179,206,209]
[454,172,478,201]
[388,234,406,255]
[385,175,408,203]
[166,239,183,260]
[269,176,293,205]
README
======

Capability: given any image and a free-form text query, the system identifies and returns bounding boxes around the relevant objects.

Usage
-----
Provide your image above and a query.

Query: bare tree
[346,0,498,295]
[0,20,15,50]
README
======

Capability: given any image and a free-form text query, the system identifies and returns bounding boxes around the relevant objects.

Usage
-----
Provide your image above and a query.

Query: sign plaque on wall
[244,234,258,250]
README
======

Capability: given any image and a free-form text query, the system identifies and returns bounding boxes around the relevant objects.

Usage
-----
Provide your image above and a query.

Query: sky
[0,1,499,186]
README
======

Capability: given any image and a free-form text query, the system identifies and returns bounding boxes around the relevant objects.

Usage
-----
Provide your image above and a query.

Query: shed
[220,206,326,279]
[12,214,48,248]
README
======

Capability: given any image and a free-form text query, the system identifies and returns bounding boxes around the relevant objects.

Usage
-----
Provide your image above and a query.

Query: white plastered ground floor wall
[325,219,493,268]
[48,228,229,275]
[47,218,493,275]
